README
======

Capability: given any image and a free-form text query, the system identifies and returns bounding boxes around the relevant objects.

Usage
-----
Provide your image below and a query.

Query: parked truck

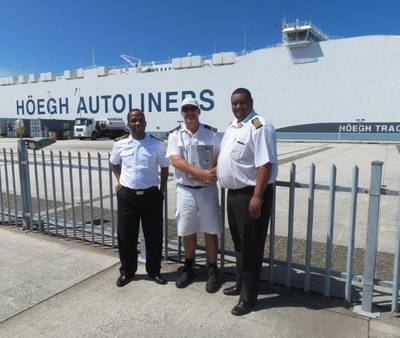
[73,118,128,140]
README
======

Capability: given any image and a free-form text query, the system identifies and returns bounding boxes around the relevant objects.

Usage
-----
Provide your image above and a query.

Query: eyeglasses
[181,106,198,113]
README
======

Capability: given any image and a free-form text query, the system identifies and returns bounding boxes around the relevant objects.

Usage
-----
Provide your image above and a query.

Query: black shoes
[116,274,135,287]
[205,265,221,293]
[175,265,195,288]
[223,284,241,296]
[149,272,168,285]
[231,301,255,316]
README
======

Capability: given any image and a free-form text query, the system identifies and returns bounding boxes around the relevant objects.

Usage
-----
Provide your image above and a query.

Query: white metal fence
[0,145,399,317]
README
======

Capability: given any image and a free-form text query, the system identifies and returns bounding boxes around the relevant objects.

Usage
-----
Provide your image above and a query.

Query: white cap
[180,97,199,109]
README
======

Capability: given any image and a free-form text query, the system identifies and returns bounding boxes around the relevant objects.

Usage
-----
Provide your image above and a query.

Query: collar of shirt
[230,110,257,128]
[180,123,203,135]
[127,133,149,144]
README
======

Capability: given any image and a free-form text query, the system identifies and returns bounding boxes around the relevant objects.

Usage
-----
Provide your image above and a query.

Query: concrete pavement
[1,225,400,338]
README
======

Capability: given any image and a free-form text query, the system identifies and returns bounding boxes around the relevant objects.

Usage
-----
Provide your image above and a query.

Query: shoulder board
[168,125,181,135]
[251,117,263,129]
[114,133,129,142]
[204,124,218,132]
[150,134,163,142]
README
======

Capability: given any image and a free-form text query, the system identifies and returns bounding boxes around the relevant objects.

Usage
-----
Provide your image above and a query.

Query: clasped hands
[193,167,217,185]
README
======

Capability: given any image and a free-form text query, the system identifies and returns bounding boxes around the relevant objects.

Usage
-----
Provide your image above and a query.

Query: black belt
[122,186,158,195]
[229,184,273,195]
[179,184,205,190]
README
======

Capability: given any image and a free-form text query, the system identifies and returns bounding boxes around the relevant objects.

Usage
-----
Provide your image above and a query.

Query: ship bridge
[281,19,330,48]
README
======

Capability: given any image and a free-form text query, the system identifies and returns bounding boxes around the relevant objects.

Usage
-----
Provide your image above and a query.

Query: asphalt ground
[2,225,400,338]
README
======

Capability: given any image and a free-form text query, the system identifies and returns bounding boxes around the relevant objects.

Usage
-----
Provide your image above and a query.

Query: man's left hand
[249,195,263,219]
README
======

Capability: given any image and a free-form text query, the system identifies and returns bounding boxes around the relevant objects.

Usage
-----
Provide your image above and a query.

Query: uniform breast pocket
[138,150,152,166]
[120,149,135,168]
[230,141,246,161]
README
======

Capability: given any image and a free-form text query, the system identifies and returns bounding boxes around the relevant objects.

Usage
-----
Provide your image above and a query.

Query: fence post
[18,139,32,230]
[354,160,383,318]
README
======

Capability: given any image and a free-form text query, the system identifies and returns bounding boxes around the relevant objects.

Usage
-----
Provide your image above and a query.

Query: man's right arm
[110,143,122,192]
[111,165,122,192]
[166,132,216,184]
[169,155,216,184]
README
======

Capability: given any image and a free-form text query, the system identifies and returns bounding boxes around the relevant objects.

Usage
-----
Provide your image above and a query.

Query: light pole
[74,88,81,118]
[356,118,366,134]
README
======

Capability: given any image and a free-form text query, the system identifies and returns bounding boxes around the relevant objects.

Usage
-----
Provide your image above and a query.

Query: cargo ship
[0,20,399,141]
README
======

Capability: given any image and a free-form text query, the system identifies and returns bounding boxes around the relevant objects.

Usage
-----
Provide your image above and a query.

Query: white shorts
[176,183,222,237]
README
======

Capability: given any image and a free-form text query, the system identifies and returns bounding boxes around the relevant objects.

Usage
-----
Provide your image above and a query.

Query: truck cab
[73,118,97,140]
[73,117,128,140]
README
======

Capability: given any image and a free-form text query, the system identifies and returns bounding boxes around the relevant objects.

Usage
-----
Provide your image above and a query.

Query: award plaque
[187,145,214,170]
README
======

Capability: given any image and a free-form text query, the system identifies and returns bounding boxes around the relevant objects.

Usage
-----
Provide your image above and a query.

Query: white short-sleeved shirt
[110,133,169,190]
[217,110,278,189]
[166,123,221,186]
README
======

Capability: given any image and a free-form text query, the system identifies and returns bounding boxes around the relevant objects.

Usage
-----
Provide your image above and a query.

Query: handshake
[192,167,217,185]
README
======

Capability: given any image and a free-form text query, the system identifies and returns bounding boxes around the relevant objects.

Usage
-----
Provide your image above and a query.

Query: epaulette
[204,124,218,132]
[115,133,129,142]
[251,117,263,129]
[168,125,181,135]
[150,134,163,142]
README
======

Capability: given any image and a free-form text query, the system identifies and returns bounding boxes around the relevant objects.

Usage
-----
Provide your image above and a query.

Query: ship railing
[0,147,399,318]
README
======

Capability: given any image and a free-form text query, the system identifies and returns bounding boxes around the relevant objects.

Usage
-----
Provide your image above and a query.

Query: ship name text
[15,89,215,116]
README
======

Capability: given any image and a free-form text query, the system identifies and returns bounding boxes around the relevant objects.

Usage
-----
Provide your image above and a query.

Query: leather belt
[229,184,273,195]
[179,184,205,190]
[122,186,158,195]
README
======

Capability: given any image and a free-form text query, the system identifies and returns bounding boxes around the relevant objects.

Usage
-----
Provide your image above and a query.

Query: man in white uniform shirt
[110,109,169,287]
[166,97,222,293]
[217,88,277,316]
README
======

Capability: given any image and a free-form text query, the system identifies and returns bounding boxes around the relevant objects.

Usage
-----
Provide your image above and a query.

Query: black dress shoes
[223,284,241,296]
[116,274,134,287]
[231,301,255,316]
[149,273,168,285]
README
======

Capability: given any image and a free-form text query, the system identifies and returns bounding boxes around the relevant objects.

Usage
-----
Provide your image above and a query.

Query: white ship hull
[1,34,400,140]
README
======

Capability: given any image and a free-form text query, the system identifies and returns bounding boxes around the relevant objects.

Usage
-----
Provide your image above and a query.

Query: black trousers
[227,184,273,304]
[117,186,164,276]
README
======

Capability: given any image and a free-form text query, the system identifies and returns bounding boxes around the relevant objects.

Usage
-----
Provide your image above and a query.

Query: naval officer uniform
[166,123,222,237]
[217,110,277,306]
[110,133,169,280]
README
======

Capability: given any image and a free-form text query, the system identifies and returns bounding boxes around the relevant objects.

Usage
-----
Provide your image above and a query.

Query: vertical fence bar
[42,150,50,233]
[3,149,11,225]
[220,187,226,271]
[359,161,383,315]
[97,153,104,245]
[163,181,169,261]
[345,166,359,302]
[108,154,115,248]
[392,182,400,313]
[304,163,316,293]
[33,150,42,231]
[10,149,18,226]
[0,166,4,224]
[78,152,85,241]
[68,151,76,239]
[139,222,146,262]
[177,236,182,262]
[18,140,32,230]
[88,152,94,243]
[59,151,67,237]
[50,150,58,235]
[324,165,337,297]
[286,163,296,289]
[269,184,276,285]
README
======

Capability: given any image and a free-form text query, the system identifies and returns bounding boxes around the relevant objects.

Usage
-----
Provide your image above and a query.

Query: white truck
[73,118,128,140]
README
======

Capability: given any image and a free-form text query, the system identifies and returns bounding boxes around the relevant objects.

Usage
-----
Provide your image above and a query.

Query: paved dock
[1,225,400,338]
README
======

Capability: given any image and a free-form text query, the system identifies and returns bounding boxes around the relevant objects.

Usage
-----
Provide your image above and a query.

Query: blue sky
[1,0,399,76]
